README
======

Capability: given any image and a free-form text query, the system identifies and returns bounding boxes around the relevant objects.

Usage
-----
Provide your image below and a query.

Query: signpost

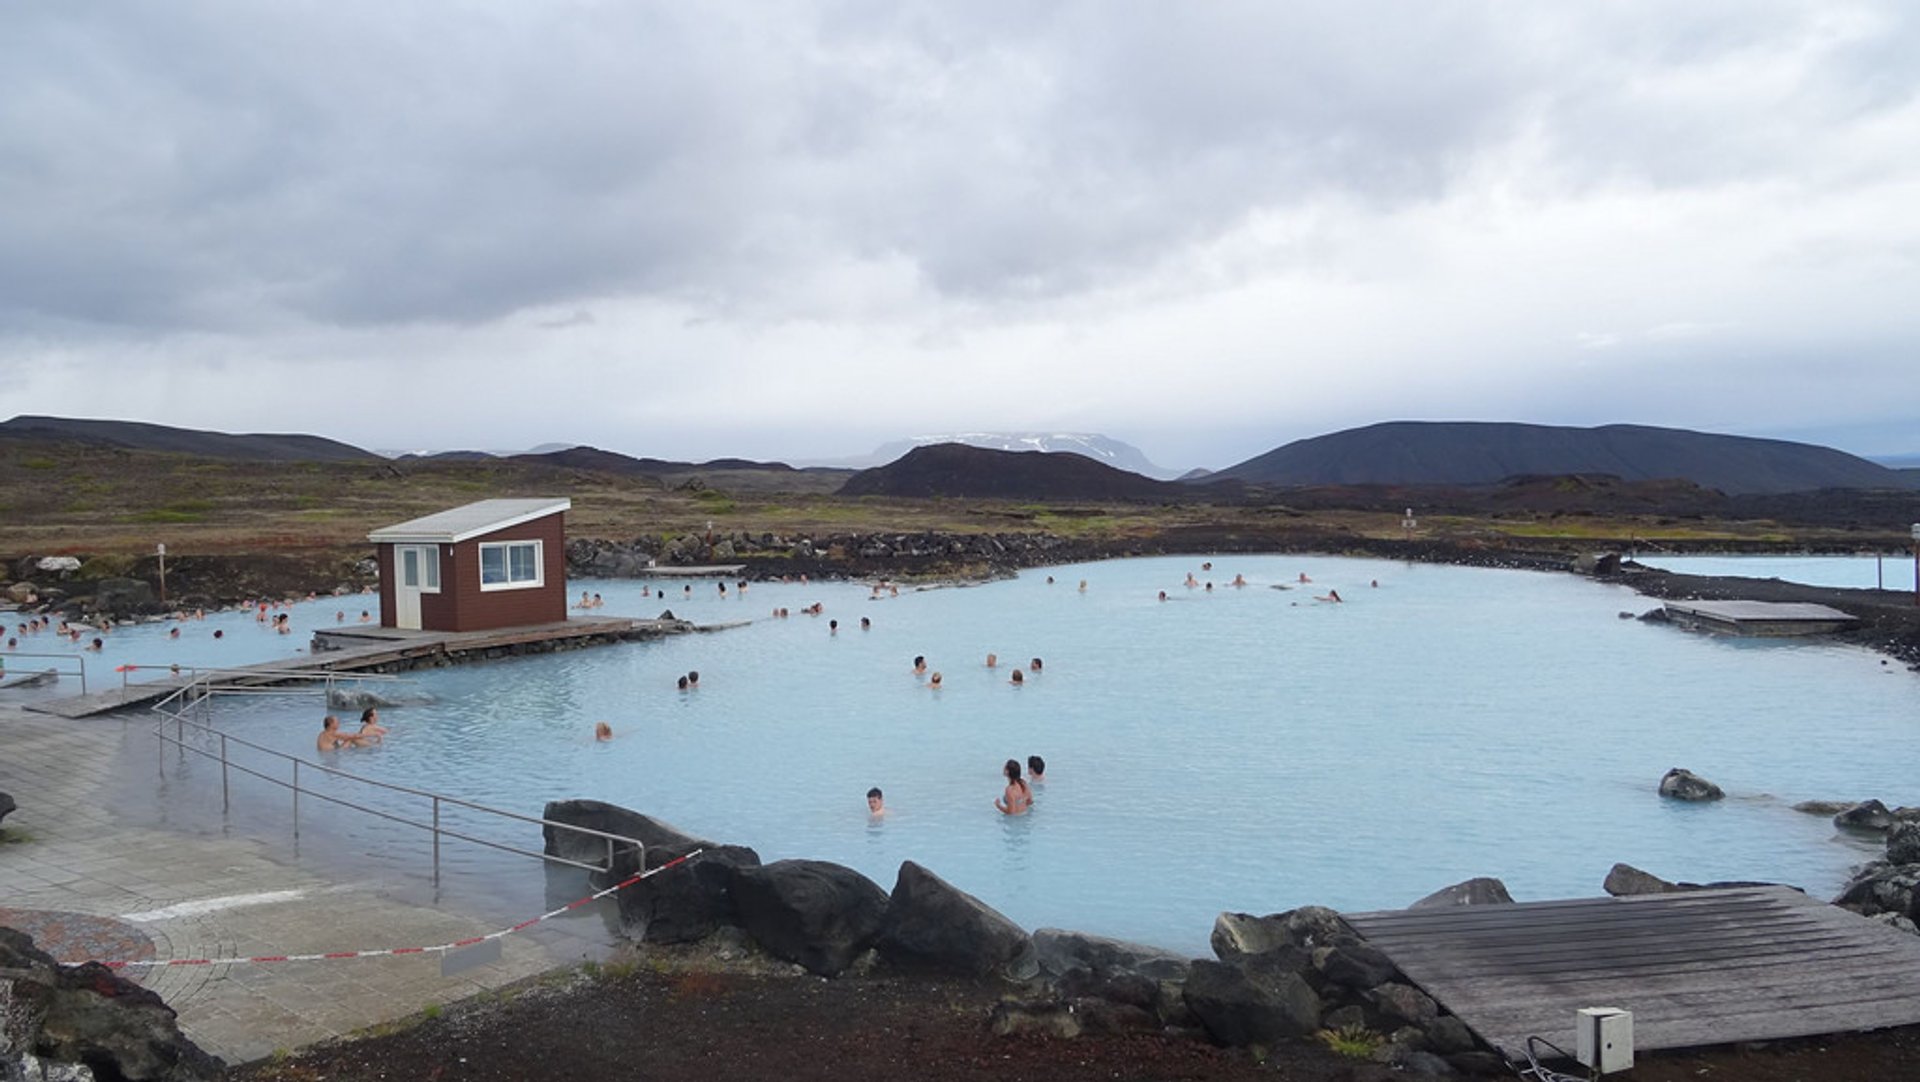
[157,542,167,603]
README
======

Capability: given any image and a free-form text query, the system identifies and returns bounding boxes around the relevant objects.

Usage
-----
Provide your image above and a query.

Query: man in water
[317,715,361,752]
[358,708,388,742]
[866,787,885,817]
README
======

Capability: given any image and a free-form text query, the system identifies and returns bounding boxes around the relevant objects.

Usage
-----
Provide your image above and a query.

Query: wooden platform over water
[1663,599,1858,636]
[23,616,691,719]
[1344,886,1920,1058]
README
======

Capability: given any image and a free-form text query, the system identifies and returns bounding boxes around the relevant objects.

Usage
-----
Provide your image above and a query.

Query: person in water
[594,721,614,741]
[1027,755,1046,782]
[996,759,1032,815]
[866,787,886,816]
[358,708,388,742]
[1010,669,1024,685]
[317,715,362,752]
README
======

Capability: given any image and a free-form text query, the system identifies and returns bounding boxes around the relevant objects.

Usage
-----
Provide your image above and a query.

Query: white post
[157,542,167,603]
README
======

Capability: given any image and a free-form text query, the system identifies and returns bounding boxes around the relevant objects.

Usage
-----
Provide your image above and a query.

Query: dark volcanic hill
[1210,421,1915,496]
[506,445,797,474]
[837,443,1189,501]
[0,414,377,462]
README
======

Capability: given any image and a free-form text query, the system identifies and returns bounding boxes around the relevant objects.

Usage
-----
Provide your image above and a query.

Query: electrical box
[1576,1007,1634,1074]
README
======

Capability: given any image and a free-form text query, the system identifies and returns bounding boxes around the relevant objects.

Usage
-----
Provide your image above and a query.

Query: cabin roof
[367,498,571,544]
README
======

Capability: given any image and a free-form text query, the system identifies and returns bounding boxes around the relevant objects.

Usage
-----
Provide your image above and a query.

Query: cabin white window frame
[478,539,544,591]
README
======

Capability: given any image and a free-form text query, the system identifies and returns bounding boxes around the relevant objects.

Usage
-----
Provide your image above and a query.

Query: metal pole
[432,797,441,884]
[292,759,300,839]
[220,732,230,812]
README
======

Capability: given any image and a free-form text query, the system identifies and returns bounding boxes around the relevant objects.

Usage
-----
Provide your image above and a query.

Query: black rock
[1836,799,1895,831]
[616,842,761,944]
[540,799,716,872]
[729,859,890,976]
[1603,862,1681,896]
[1658,767,1724,801]
[1182,955,1322,1047]
[1316,941,1400,992]
[876,860,1029,978]
[0,927,226,1081]
[1889,822,1920,866]
[1210,905,1345,960]
[1409,877,1513,908]
[1032,927,1192,983]
[0,790,15,826]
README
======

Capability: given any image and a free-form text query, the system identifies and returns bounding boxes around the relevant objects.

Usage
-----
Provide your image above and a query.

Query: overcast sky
[2,2,1916,470]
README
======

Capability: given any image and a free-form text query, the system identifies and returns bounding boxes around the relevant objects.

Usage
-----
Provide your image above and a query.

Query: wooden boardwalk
[1663,599,1857,636]
[25,616,688,719]
[1344,887,1920,1057]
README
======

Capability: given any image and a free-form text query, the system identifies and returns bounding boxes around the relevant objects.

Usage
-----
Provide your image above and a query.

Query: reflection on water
[97,555,1920,955]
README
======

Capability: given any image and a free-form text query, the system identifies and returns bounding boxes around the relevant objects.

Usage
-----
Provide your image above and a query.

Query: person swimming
[1027,755,1046,782]
[594,721,613,741]
[985,652,997,668]
[867,787,886,816]
[928,671,943,689]
[996,759,1032,815]
[912,655,927,675]
[1010,669,1024,686]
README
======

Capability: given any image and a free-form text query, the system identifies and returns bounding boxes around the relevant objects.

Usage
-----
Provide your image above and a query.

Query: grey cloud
[1,2,1914,336]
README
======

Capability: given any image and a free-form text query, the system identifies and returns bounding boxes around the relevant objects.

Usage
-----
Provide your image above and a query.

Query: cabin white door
[396,545,428,630]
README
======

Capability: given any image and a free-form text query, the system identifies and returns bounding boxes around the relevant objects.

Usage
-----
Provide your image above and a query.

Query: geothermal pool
[86,556,1920,955]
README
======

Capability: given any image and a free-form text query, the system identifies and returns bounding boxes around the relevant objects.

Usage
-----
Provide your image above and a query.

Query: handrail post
[219,732,230,812]
[432,796,441,885]
[292,759,300,839]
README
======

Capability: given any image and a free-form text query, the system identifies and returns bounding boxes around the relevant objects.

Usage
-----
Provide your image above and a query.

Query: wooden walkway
[1344,887,1920,1057]
[24,616,688,719]
[1663,599,1857,636]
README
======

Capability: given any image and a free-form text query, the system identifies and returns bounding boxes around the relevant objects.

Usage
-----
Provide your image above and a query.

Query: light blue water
[1634,553,1917,592]
[1,592,383,700]
[105,558,1920,955]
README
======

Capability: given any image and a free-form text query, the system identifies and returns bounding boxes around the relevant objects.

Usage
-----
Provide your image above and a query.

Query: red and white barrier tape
[71,849,702,970]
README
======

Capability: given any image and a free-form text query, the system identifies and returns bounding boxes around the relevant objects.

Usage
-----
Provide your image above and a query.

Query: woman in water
[996,758,1032,815]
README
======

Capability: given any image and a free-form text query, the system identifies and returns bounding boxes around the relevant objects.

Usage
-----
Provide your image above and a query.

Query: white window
[400,546,441,593]
[479,539,543,591]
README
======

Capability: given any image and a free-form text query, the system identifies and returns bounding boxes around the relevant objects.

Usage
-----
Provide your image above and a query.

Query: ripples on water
[116,557,1917,954]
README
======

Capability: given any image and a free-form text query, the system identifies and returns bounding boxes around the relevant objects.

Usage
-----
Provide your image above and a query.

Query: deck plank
[1344,886,1920,1057]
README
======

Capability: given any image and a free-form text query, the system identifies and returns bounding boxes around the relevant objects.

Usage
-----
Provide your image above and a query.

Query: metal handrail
[150,673,646,881]
[0,652,87,694]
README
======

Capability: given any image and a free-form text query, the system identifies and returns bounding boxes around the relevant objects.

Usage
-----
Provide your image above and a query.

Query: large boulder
[615,842,761,944]
[540,799,715,873]
[876,861,1030,978]
[90,577,156,616]
[1032,928,1192,983]
[5,581,36,604]
[1835,799,1894,832]
[1409,877,1513,908]
[1603,863,1681,896]
[0,927,225,1081]
[1658,768,1724,802]
[1182,955,1322,1046]
[729,859,890,976]
[1210,906,1344,960]
[0,791,14,827]
[1315,941,1399,993]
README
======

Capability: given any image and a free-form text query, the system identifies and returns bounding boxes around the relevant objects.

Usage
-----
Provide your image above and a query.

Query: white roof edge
[368,498,571,544]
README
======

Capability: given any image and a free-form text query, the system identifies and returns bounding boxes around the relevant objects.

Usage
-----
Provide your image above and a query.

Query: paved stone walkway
[0,702,620,1065]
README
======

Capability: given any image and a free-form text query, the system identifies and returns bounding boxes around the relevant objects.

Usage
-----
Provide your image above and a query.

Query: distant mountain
[830,432,1182,479]
[838,443,1195,501]
[1872,453,1920,468]
[506,445,796,475]
[1209,422,1917,496]
[0,414,377,462]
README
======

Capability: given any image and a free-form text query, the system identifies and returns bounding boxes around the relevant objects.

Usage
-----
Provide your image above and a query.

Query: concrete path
[0,703,620,1065]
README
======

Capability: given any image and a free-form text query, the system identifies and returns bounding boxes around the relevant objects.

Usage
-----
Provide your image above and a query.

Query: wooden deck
[1663,599,1857,636]
[24,616,691,719]
[1344,887,1920,1058]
